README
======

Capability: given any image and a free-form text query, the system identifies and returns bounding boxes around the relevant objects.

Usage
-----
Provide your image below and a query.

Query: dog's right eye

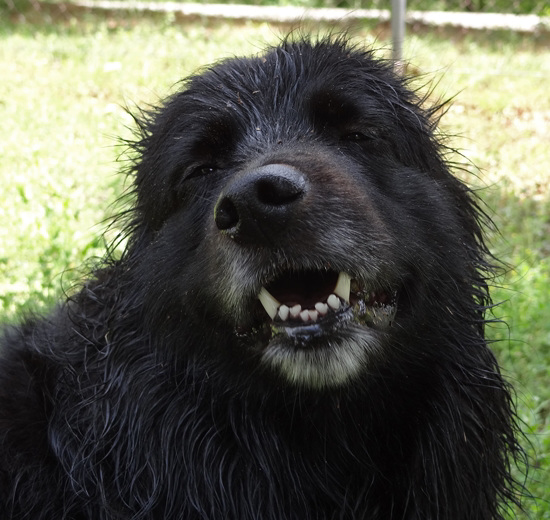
[186,164,218,180]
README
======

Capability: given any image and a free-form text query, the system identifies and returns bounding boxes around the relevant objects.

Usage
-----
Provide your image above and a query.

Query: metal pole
[391,0,406,73]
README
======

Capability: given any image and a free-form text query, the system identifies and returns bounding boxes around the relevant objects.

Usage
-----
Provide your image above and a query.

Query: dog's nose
[214,164,307,244]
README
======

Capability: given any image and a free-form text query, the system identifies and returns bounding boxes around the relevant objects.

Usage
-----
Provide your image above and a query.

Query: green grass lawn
[0,9,549,517]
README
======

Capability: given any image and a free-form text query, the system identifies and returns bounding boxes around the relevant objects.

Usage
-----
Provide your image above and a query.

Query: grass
[0,9,549,518]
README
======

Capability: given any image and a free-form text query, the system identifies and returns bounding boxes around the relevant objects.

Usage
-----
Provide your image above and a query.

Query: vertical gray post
[391,0,406,73]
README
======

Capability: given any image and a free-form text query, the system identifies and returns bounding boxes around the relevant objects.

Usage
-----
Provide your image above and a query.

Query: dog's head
[125,37,487,389]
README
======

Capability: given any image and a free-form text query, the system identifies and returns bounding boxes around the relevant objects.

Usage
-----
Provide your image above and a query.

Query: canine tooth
[300,310,310,322]
[290,304,302,318]
[309,310,319,322]
[315,302,328,315]
[258,287,280,320]
[333,272,351,303]
[278,304,290,321]
[327,294,341,310]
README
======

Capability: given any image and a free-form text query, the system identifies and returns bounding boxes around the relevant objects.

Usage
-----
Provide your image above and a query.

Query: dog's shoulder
[0,317,62,512]
[0,317,58,441]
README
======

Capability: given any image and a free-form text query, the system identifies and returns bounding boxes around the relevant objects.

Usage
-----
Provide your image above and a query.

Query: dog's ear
[126,95,188,231]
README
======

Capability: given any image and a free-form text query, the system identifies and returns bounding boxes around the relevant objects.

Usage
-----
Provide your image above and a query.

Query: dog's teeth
[333,272,351,303]
[260,278,349,323]
[290,304,302,318]
[278,304,290,321]
[258,287,280,320]
[315,302,328,316]
[327,294,341,310]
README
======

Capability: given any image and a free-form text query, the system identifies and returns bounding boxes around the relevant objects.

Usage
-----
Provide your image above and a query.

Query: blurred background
[0,0,549,517]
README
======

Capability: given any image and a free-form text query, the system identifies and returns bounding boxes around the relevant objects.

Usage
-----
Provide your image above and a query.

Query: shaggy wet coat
[0,37,522,519]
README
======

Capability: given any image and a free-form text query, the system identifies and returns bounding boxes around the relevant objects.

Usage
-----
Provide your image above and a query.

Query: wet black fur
[0,36,523,519]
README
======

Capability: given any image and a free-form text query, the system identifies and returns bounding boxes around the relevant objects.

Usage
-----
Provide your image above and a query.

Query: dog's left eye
[341,130,380,142]
[342,132,368,141]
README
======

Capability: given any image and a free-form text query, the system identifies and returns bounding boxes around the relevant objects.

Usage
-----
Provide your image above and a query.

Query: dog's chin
[236,274,398,389]
[261,321,384,389]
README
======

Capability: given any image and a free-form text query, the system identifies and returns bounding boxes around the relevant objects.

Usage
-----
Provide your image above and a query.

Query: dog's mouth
[256,270,397,337]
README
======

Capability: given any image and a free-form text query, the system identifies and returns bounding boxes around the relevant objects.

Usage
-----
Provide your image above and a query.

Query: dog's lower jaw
[241,294,397,389]
[260,325,382,389]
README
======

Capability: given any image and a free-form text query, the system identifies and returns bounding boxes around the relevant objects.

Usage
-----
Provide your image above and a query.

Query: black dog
[0,36,522,519]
